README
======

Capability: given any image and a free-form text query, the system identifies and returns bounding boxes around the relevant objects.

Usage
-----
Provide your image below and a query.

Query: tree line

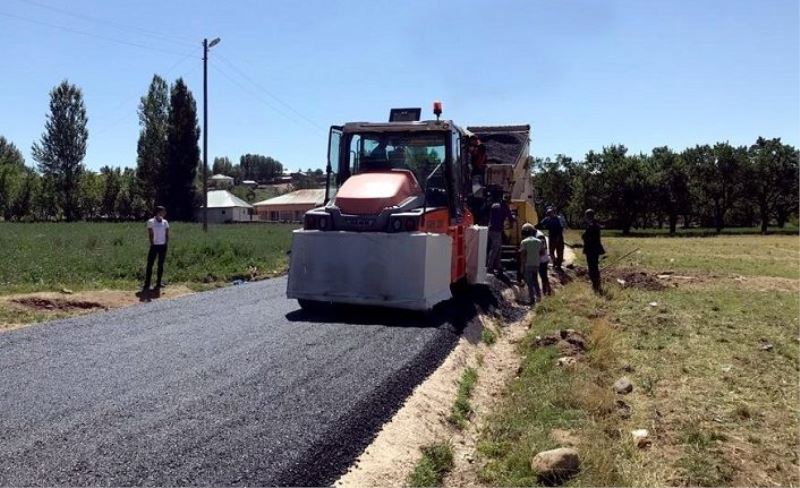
[211,154,285,183]
[533,139,799,234]
[2,80,796,227]
[0,76,288,222]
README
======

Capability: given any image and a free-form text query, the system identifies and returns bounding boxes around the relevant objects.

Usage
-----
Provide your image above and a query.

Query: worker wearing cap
[519,223,542,306]
[487,194,516,275]
[536,230,552,295]
[582,209,605,293]
[537,206,566,268]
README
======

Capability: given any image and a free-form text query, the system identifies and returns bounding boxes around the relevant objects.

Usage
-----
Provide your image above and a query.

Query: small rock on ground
[531,447,580,483]
[616,399,632,419]
[613,377,633,395]
[631,429,651,448]
[557,356,577,368]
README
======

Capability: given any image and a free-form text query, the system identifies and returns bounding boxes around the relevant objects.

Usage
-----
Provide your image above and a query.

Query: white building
[253,189,325,222]
[198,190,253,223]
[209,174,235,188]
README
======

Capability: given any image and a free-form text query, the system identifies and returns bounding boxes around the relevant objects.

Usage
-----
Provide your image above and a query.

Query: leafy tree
[650,146,692,234]
[533,155,573,218]
[586,145,649,234]
[100,166,122,219]
[164,78,200,221]
[565,156,599,227]
[11,172,38,220]
[31,80,88,221]
[32,176,59,221]
[136,75,169,210]
[747,137,799,233]
[0,165,23,219]
[212,156,234,175]
[685,143,745,232]
[115,168,143,220]
[240,154,283,182]
[0,136,25,167]
[230,185,257,203]
[0,136,26,219]
[79,171,103,219]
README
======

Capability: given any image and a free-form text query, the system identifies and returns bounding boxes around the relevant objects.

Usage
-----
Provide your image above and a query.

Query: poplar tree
[164,78,200,221]
[31,80,88,221]
[136,75,169,211]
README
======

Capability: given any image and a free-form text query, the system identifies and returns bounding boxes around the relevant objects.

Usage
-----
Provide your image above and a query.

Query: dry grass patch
[599,234,800,279]
[477,285,631,487]
[474,234,799,486]
[0,287,194,330]
[614,284,799,486]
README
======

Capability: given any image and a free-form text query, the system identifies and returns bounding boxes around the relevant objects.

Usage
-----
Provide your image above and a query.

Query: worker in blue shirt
[537,206,566,269]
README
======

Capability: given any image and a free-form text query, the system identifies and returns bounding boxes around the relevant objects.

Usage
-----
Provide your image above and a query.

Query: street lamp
[202,37,221,232]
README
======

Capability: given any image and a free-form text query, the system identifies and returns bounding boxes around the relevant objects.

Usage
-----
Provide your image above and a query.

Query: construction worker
[142,205,169,294]
[537,206,565,268]
[536,230,552,295]
[519,223,542,306]
[468,135,487,178]
[581,208,605,294]
[487,193,516,275]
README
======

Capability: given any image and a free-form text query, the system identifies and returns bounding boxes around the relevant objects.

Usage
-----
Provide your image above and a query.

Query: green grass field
[601,226,798,237]
[0,222,295,294]
[477,233,800,487]
[565,231,800,279]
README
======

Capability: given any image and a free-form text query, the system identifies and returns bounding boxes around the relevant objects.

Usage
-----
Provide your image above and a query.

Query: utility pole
[202,37,221,232]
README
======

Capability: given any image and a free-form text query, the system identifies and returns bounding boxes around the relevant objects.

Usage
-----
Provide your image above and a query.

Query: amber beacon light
[433,100,443,120]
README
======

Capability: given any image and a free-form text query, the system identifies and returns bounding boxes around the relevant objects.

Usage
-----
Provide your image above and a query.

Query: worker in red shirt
[468,135,487,177]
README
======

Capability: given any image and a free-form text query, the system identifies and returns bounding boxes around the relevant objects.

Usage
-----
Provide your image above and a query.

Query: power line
[210,62,314,129]
[215,53,324,130]
[0,10,191,57]
[13,0,195,47]
[93,60,201,138]
[97,52,198,121]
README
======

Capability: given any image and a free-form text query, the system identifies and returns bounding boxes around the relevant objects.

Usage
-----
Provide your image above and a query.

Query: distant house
[197,190,253,223]
[253,189,326,222]
[268,175,293,184]
[209,174,234,188]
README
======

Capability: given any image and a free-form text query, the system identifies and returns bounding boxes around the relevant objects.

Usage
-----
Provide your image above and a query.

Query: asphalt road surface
[0,277,487,486]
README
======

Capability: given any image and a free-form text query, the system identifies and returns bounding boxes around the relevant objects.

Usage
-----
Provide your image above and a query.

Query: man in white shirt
[143,206,170,293]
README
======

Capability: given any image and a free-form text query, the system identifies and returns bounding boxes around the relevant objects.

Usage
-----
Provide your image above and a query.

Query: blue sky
[1,0,797,172]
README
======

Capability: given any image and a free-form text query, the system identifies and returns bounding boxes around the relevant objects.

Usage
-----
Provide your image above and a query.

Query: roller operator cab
[287,104,528,311]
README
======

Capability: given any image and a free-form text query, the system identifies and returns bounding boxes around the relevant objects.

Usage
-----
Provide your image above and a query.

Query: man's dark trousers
[550,233,565,267]
[144,244,167,290]
[586,252,601,292]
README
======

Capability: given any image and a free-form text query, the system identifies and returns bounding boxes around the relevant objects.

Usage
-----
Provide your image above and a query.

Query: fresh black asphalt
[0,277,491,486]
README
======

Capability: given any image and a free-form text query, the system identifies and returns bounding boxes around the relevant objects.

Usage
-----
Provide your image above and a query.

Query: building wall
[255,203,317,222]
[196,207,252,223]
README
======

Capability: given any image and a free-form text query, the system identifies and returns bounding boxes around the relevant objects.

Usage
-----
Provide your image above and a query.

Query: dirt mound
[535,329,589,358]
[484,275,530,323]
[12,297,106,311]
[608,269,667,291]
